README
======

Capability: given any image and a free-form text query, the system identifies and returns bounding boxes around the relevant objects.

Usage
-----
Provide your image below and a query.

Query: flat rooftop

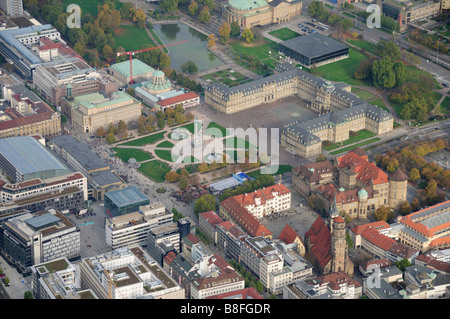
[279,33,349,58]
[104,186,149,207]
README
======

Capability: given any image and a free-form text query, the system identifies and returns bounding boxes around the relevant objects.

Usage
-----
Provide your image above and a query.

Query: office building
[0,24,60,77]
[0,172,88,202]
[105,203,173,249]
[0,209,80,274]
[0,0,23,16]
[146,222,181,265]
[104,186,149,218]
[33,56,117,107]
[50,135,125,200]
[79,246,184,299]
[31,257,98,299]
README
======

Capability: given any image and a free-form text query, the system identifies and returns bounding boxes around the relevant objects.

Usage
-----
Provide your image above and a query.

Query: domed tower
[330,215,352,274]
[357,188,369,219]
[145,70,172,95]
[388,169,408,210]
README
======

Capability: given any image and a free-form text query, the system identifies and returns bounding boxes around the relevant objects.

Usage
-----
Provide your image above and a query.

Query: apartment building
[0,0,23,16]
[382,0,441,31]
[1,209,80,274]
[105,203,173,249]
[79,246,184,299]
[291,160,338,197]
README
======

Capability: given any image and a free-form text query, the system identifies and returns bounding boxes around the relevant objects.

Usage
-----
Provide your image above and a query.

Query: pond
[152,23,224,72]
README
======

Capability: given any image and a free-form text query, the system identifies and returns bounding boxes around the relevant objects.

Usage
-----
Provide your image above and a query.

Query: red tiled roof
[185,233,200,245]
[305,216,332,268]
[336,151,388,185]
[359,258,392,272]
[228,183,290,208]
[199,210,223,227]
[351,220,390,235]
[278,223,303,246]
[0,110,56,131]
[157,91,199,107]
[390,169,408,182]
[317,183,376,205]
[220,197,272,238]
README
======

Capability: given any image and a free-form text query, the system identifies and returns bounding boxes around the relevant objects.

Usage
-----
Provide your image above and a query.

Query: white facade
[79,246,184,299]
[0,172,88,202]
[105,203,172,249]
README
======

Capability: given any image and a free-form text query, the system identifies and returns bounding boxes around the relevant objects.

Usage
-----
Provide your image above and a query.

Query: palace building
[205,63,393,158]
[221,0,302,29]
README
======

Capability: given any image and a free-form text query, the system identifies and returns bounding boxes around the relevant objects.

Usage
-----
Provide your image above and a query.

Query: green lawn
[324,129,377,151]
[119,131,166,146]
[223,137,257,150]
[346,39,379,56]
[230,38,279,74]
[113,24,156,52]
[63,0,123,16]
[155,149,176,162]
[247,165,292,179]
[440,96,450,114]
[355,89,377,101]
[201,69,251,87]
[138,160,172,182]
[112,148,152,163]
[316,47,371,86]
[330,138,381,155]
[156,141,175,148]
[268,28,301,41]
[369,98,389,111]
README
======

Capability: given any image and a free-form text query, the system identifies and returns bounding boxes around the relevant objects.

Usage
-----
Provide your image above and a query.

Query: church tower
[330,216,353,275]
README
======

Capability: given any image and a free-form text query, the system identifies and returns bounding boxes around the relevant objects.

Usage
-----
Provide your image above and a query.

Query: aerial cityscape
[0,0,448,306]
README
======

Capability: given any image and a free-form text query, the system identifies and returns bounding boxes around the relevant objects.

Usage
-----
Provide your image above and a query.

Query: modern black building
[278,33,349,68]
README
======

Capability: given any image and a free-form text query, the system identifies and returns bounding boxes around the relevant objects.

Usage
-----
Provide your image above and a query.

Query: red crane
[116,40,188,85]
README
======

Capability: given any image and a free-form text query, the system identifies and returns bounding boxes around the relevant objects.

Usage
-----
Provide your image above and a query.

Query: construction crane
[116,40,188,85]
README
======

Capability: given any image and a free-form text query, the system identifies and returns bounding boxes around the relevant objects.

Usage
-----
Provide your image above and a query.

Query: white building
[105,203,172,249]
[240,236,284,293]
[79,246,184,299]
[30,257,98,299]
[0,0,23,16]
[0,172,88,202]
[225,183,291,219]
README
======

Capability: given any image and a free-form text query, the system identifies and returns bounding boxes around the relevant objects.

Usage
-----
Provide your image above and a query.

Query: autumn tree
[242,28,254,43]
[409,168,420,182]
[218,22,231,44]
[398,201,412,216]
[207,33,217,47]
[188,0,198,15]
[165,171,181,182]
[96,126,106,137]
[375,206,394,221]
[198,6,211,24]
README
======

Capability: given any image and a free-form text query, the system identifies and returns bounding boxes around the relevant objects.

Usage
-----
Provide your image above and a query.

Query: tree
[230,21,241,37]
[160,0,179,12]
[188,0,198,15]
[193,194,217,215]
[409,168,420,182]
[219,22,231,44]
[372,57,396,89]
[375,206,393,221]
[398,201,412,215]
[378,39,400,61]
[198,5,211,24]
[102,45,114,61]
[96,126,106,137]
[157,117,165,130]
[180,60,198,73]
[165,171,181,182]
[159,52,171,69]
[386,158,399,173]
[315,153,327,162]
[179,175,188,189]
[106,131,116,144]
[207,33,216,47]
[411,197,421,211]
[24,291,34,299]
[354,59,374,81]
[395,258,411,272]
[242,28,254,43]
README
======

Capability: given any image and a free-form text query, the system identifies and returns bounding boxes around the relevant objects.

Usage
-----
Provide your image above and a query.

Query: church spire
[330,193,338,219]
